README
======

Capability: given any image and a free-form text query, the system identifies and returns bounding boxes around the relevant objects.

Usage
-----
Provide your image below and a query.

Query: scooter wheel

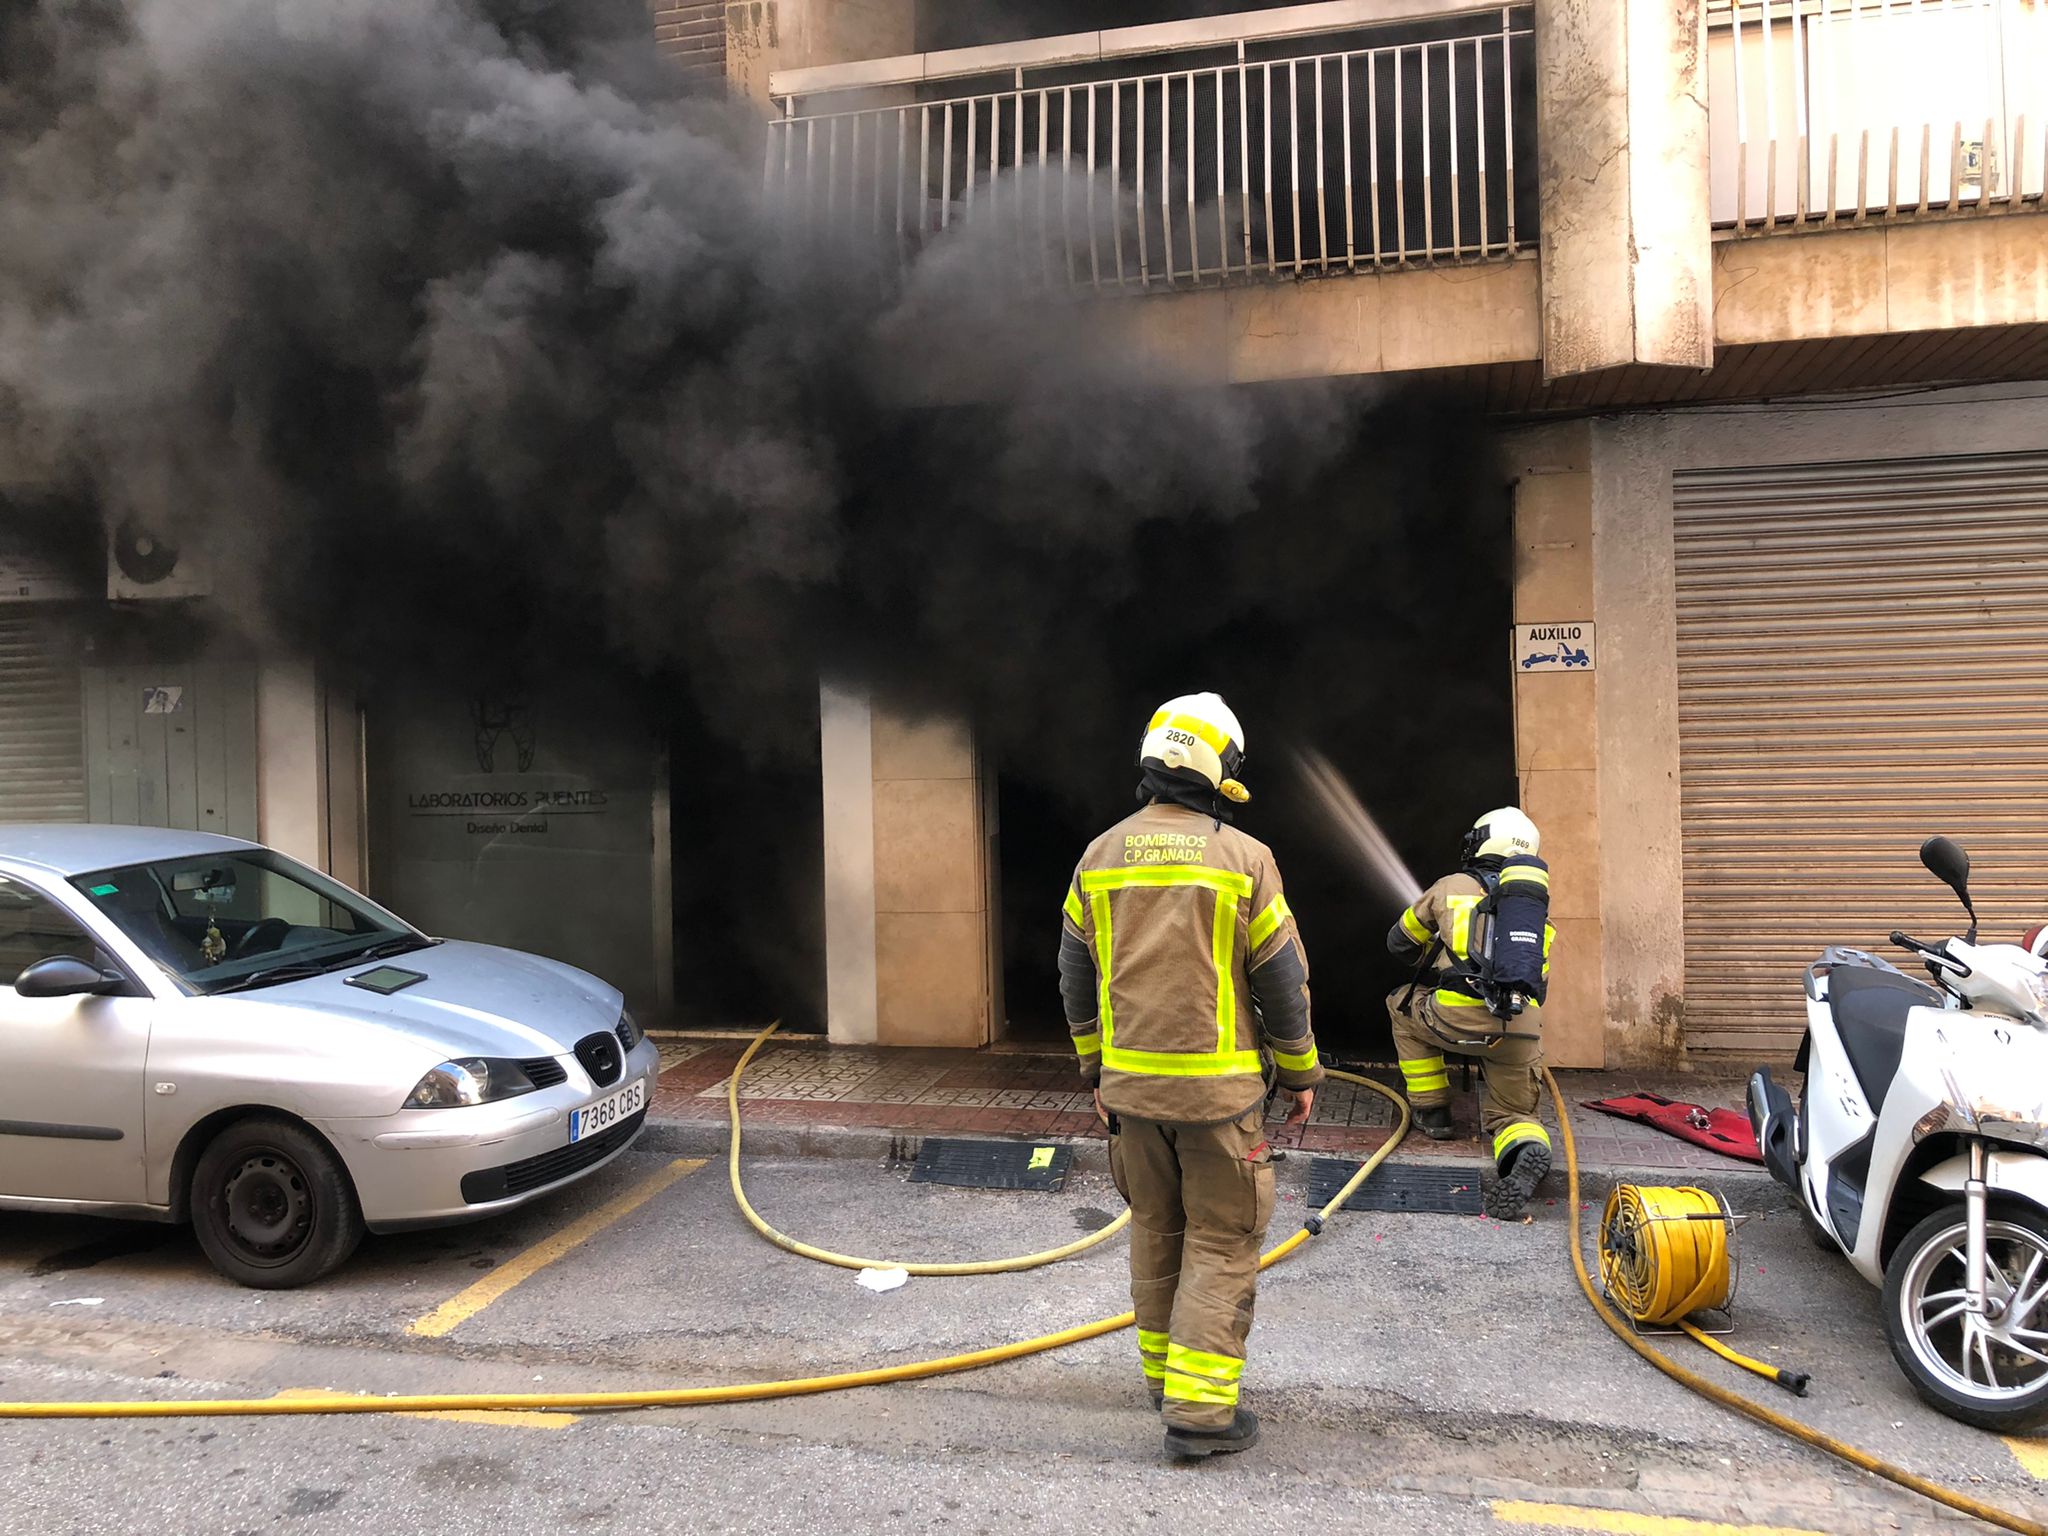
[1882,1202,2048,1432]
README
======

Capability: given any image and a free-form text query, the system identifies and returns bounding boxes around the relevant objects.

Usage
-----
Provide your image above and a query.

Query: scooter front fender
[1921,1149,2048,1214]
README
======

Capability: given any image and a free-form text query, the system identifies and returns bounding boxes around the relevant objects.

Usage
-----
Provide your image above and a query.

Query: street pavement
[2,1138,2045,1535]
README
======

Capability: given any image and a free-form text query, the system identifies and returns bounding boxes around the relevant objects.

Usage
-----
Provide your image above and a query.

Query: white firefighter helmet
[1138,692,1250,803]
[1464,806,1541,862]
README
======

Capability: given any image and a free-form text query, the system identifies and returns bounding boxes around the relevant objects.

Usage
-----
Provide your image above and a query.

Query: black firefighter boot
[1413,1103,1455,1141]
[1165,1409,1261,1459]
[1484,1139,1553,1220]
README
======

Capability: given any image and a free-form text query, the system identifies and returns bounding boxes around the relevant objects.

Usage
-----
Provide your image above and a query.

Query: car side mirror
[1920,836,1977,939]
[14,955,124,999]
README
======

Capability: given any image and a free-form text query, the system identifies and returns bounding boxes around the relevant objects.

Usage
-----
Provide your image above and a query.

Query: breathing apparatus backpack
[1471,854,1552,1017]
[1402,854,1551,1021]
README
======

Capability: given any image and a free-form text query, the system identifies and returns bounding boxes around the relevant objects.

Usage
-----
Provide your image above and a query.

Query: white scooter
[1749,837,2048,1430]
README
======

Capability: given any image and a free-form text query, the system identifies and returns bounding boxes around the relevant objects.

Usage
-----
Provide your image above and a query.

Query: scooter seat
[1827,965,1940,1113]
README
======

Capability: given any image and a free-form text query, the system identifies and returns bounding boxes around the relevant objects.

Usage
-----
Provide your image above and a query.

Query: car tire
[190,1117,364,1289]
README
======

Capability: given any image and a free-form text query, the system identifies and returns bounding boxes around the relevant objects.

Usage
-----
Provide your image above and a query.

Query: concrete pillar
[820,680,879,1044]
[1508,423,1606,1069]
[256,661,369,885]
[256,659,326,869]
[1534,0,1713,380]
[1589,416,1688,1068]
[819,680,997,1048]
[725,0,916,106]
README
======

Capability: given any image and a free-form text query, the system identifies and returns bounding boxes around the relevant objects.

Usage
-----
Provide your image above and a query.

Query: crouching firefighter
[1058,692,1322,1459]
[1386,808,1556,1220]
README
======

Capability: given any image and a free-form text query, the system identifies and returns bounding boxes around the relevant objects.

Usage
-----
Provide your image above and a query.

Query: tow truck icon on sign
[1512,622,1596,674]
[1521,641,1591,671]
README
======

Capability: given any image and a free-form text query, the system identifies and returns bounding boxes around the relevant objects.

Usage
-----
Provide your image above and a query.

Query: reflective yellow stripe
[1434,988,1493,1008]
[1063,886,1085,927]
[1398,1056,1449,1093]
[1138,1328,1170,1379]
[1147,708,1233,757]
[1399,906,1432,946]
[1080,866,1254,898]
[1212,888,1240,1055]
[1164,1343,1244,1402]
[1445,893,1480,961]
[1164,1375,1240,1406]
[1500,864,1550,891]
[1091,891,1115,1042]
[1072,1030,1101,1058]
[1249,894,1293,950]
[1102,1045,1264,1077]
[1493,1122,1551,1160]
[1271,1041,1318,1073]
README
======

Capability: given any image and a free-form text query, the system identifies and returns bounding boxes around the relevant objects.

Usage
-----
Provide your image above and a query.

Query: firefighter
[1058,692,1322,1459]
[1386,807,1555,1220]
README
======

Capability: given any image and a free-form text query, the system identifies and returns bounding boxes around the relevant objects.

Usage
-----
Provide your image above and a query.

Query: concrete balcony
[764,1,2048,406]
[767,1,1539,284]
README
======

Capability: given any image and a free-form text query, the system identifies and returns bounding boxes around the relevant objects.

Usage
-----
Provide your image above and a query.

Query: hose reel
[1599,1182,1810,1397]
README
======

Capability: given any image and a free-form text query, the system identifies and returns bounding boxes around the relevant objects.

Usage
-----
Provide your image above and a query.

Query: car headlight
[405,1058,537,1109]
[617,1008,645,1051]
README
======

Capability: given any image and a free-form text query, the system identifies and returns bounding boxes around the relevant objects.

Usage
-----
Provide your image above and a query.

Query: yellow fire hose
[0,1040,1408,1420]
[1598,1182,1811,1396]
[1551,1068,2048,1536]
[726,1022,1134,1274]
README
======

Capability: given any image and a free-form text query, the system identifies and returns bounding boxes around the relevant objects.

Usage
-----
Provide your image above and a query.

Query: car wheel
[1881,1202,2048,1432]
[190,1118,364,1289]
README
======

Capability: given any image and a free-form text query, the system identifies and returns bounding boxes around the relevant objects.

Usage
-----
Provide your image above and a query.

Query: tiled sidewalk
[650,1035,1764,1175]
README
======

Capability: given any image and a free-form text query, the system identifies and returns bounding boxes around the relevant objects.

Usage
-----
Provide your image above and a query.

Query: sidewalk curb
[639,1116,1782,1207]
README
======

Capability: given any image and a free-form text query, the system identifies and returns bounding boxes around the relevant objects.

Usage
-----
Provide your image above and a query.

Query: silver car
[0,825,659,1287]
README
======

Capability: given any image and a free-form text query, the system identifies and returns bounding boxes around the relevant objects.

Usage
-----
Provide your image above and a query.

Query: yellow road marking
[274,1388,576,1430]
[2007,1437,2048,1479]
[406,1157,706,1339]
[1490,1501,1831,1536]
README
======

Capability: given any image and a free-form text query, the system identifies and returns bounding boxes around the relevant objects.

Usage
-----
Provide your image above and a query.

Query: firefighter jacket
[1057,800,1322,1124]
[1388,867,1555,1013]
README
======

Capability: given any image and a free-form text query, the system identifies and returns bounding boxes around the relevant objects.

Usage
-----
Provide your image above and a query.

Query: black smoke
[0,0,1512,1043]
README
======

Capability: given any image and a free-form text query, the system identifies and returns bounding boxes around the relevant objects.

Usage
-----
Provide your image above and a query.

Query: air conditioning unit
[108,519,211,601]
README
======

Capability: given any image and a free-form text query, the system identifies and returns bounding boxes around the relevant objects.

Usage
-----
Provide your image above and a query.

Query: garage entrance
[1674,448,2048,1059]
[995,489,1516,1060]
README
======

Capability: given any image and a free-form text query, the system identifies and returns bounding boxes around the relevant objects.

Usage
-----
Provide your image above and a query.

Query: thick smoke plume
[0,0,1513,1040]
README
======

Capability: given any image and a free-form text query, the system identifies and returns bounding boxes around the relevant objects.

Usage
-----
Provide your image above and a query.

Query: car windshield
[71,850,420,995]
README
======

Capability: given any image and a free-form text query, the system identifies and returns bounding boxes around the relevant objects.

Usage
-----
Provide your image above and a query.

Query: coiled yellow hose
[1600,1184,1733,1326]
[0,1040,1407,1418]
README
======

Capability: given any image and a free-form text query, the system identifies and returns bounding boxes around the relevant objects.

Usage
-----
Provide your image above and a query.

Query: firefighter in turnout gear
[1386,807,1557,1220]
[1058,692,1322,1459]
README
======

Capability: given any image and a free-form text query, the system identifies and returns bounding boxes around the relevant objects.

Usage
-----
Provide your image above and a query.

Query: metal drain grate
[1304,1158,1483,1216]
[906,1138,1073,1191]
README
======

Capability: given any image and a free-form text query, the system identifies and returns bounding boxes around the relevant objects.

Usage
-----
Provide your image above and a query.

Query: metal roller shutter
[1674,449,2048,1058]
[0,612,87,823]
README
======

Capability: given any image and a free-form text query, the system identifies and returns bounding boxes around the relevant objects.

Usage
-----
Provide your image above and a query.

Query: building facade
[3,0,2043,1071]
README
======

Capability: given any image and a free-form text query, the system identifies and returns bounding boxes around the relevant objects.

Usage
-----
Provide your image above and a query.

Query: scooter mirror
[1920,836,1978,941]
[1921,835,1971,895]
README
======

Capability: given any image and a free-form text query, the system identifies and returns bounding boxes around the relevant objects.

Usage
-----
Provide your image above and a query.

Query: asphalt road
[2,1139,2045,1535]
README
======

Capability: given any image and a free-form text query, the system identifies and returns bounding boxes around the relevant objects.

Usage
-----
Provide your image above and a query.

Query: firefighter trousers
[1385,988,1551,1167]
[1108,1107,1276,1431]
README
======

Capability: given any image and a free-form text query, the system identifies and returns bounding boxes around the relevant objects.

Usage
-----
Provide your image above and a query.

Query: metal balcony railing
[766,1,1538,290]
[1708,0,2048,230]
